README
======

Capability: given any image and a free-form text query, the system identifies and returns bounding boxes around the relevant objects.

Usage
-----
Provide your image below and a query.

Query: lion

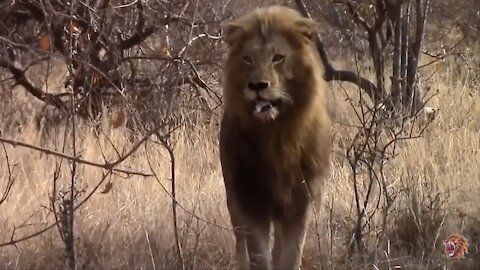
[219,5,332,270]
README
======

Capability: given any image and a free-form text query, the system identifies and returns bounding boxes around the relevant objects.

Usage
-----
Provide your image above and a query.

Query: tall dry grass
[0,60,479,270]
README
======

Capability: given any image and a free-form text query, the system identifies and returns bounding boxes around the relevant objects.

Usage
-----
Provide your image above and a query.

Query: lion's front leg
[244,218,272,270]
[272,202,313,270]
[227,197,272,270]
[232,226,249,270]
[226,195,250,270]
[226,190,272,270]
[231,221,249,270]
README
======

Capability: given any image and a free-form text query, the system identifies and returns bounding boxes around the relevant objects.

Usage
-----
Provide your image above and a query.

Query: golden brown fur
[219,6,332,270]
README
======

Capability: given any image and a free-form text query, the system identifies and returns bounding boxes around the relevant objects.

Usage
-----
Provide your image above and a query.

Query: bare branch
[0,143,17,206]
[0,59,68,112]
[0,137,152,177]
[0,171,111,248]
[119,1,155,50]
[119,26,155,50]
[294,0,384,104]
[144,141,231,232]
[157,133,185,270]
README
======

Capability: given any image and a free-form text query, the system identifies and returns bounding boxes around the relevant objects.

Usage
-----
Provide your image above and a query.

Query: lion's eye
[243,56,253,65]
[272,54,285,63]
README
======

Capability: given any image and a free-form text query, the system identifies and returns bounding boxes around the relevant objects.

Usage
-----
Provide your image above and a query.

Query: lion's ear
[223,22,245,47]
[295,17,318,40]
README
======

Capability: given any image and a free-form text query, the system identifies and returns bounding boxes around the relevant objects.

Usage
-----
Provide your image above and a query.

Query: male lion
[219,5,332,270]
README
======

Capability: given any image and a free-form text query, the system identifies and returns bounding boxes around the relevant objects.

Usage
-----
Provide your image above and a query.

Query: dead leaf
[90,72,102,86]
[160,46,172,58]
[100,181,113,194]
[66,21,81,35]
[39,34,50,51]
[110,110,126,129]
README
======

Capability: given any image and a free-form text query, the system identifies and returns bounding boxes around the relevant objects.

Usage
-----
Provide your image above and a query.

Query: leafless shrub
[338,80,435,259]
[294,0,452,266]
[0,0,227,138]
[391,173,451,258]
[0,3,229,265]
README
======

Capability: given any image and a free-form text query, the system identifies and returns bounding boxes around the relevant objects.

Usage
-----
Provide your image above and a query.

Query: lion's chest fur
[220,116,328,220]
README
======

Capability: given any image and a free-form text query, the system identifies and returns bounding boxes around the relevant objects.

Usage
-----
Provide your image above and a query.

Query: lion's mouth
[251,98,282,120]
[253,100,272,113]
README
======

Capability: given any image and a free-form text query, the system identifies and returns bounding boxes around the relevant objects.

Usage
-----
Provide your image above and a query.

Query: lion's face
[235,34,295,121]
[223,6,319,122]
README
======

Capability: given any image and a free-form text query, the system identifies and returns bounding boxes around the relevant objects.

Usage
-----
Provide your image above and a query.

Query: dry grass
[0,61,479,270]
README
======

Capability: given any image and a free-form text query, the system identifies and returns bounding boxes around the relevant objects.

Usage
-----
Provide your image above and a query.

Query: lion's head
[222,6,324,123]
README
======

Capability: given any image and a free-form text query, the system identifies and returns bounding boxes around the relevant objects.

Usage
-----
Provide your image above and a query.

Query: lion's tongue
[254,101,273,113]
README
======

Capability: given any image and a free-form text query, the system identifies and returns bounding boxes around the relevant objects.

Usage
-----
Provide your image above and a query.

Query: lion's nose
[247,81,270,92]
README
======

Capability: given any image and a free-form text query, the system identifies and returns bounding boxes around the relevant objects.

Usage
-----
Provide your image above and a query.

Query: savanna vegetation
[0,0,478,269]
